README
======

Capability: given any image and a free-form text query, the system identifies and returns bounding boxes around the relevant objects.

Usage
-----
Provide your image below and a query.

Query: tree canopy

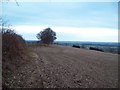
[37,27,57,44]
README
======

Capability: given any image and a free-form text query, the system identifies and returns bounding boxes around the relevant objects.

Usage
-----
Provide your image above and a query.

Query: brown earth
[3,45,118,88]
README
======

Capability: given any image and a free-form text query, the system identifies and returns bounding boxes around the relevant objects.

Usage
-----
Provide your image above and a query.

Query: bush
[72,45,80,48]
[2,29,26,59]
[89,47,104,52]
[2,29,27,88]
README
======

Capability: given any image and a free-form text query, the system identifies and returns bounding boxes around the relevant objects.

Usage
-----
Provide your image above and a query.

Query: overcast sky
[2,1,118,42]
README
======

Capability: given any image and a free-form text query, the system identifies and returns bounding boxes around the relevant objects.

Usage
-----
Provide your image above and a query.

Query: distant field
[26,40,120,54]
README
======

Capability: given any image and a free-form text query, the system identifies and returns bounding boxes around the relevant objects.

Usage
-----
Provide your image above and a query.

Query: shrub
[72,45,80,48]
[2,29,26,59]
[89,47,104,52]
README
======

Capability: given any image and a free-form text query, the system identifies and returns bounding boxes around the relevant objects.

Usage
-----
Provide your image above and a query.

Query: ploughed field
[3,45,118,88]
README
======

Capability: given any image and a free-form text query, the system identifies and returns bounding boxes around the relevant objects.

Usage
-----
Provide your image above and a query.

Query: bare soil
[2,45,118,88]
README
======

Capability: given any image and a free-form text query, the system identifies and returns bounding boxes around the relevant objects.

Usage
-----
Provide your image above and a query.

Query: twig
[14,0,19,6]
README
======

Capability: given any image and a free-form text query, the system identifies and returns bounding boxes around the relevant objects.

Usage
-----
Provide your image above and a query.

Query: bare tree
[2,0,19,6]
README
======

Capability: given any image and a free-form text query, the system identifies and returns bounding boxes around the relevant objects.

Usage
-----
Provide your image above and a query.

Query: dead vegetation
[2,29,26,59]
[2,29,27,88]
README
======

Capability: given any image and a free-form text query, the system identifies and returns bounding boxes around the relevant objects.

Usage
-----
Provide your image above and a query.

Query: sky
[2,1,118,42]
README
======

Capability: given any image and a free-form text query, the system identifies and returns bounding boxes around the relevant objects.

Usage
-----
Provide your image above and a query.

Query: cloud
[14,25,118,42]
[3,2,117,29]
